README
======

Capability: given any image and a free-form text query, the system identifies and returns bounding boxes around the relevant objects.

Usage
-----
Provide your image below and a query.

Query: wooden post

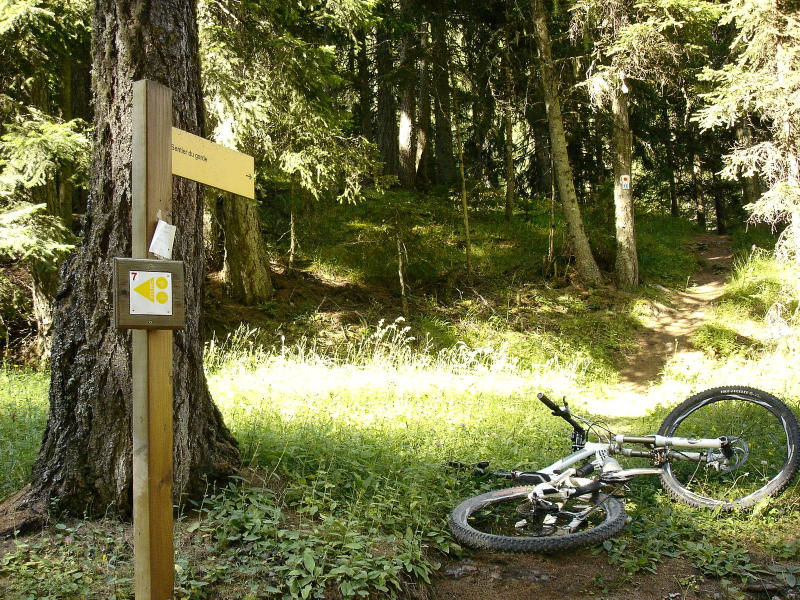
[132,79,174,600]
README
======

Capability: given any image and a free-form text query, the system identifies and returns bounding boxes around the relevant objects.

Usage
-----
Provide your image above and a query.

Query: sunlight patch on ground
[209,357,603,429]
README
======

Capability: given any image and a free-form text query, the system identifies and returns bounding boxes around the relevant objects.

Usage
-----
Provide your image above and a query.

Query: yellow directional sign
[171,127,255,199]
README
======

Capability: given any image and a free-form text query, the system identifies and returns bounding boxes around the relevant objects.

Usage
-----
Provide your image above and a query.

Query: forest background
[1,0,800,598]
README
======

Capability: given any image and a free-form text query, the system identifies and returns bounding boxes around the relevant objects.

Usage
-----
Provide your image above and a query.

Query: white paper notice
[148,220,177,259]
[129,271,173,315]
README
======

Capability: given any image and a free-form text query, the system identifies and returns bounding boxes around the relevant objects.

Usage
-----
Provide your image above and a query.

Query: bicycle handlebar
[536,392,561,412]
[537,392,586,435]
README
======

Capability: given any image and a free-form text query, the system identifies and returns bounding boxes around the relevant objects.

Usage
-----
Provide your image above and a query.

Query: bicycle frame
[528,434,735,508]
[539,434,727,478]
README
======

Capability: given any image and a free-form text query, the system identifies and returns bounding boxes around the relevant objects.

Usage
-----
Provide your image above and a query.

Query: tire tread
[448,487,627,553]
[658,386,800,509]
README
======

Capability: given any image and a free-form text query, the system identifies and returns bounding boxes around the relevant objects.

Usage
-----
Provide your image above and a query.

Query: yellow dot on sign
[156,276,168,289]
[156,291,169,304]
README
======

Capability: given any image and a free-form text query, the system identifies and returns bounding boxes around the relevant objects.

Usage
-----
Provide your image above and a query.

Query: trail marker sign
[621,174,631,190]
[126,79,255,600]
[131,272,172,314]
[113,258,185,329]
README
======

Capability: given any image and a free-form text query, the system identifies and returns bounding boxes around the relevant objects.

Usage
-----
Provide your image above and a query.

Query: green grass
[291,191,700,290]
[0,367,48,502]
[722,250,799,319]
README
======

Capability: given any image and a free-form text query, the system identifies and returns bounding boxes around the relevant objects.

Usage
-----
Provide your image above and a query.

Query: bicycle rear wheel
[658,386,800,509]
[449,486,627,553]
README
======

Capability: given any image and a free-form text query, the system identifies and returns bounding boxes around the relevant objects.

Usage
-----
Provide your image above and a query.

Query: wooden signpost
[122,79,255,600]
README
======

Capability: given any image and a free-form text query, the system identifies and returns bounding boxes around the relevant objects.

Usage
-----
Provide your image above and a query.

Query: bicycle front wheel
[658,386,800,509]
[448,486,627,553]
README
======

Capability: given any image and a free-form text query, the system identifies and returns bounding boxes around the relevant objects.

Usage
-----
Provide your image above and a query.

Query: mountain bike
[448,386,800,553]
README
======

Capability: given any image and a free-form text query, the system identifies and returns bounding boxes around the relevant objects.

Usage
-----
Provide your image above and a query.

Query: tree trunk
[592,115,605,206]
[663,105,679,217]
[29,66,61,220]
[452,83,472,276]
[736,121,761,207]
[531,0,603,285]
[398,2,417,189]
[503,45,515,221]
[376,25,399,177]
[289,173,298,271]
[573,106,589,205]
[468,28,493,182]
[416,24,432,185]
[2,0,239,531]
[711,170,727,235]
[548,153,556,266]
[612,82,638,288]
[431,17,456,185]
[690,146,707,230]
[30,264,60,363]
[527,93,552,197]
[223,196,274,303]
[57,55,74,228]
[203,193,225,273]
[356,29,373,140]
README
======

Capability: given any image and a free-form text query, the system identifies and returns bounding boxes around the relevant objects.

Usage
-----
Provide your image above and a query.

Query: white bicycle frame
[531,435,730,502]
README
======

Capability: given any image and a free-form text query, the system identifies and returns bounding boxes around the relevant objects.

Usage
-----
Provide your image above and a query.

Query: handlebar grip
[537,392,560,412]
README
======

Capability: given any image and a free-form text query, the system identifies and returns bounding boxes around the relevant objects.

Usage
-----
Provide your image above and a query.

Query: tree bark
[467,27,493,183]
[431,17,456,185]
[736,121,761,207]
[452,83,471,276]
[289,173,298,271]
[503,44,515,221]
[57,55,74,228]
[592,115,605,207]
[416,23,432,185]
[376,25,399,177]
[30,264,59,363]
[2,0,239,531]
[223,196,274,303]
[531,0,603,285]
[527,93,552,197]
[663,105,679,217]
[711,170,727,235]
[398,3,417,189]
[690,145,707,230]
[203,193,225,273]
[612,81,638,288]
[356,29,373,140]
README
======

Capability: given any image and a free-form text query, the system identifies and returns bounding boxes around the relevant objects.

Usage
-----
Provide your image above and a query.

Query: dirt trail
[429,553,729,600]
[589,233,734,417]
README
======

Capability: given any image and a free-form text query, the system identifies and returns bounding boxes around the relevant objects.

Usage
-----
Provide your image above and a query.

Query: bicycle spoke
[666,397,789,503]
[468,495,611,539]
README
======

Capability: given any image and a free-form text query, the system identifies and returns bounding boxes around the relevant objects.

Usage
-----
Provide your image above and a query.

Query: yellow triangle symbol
[133,278,154,302]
